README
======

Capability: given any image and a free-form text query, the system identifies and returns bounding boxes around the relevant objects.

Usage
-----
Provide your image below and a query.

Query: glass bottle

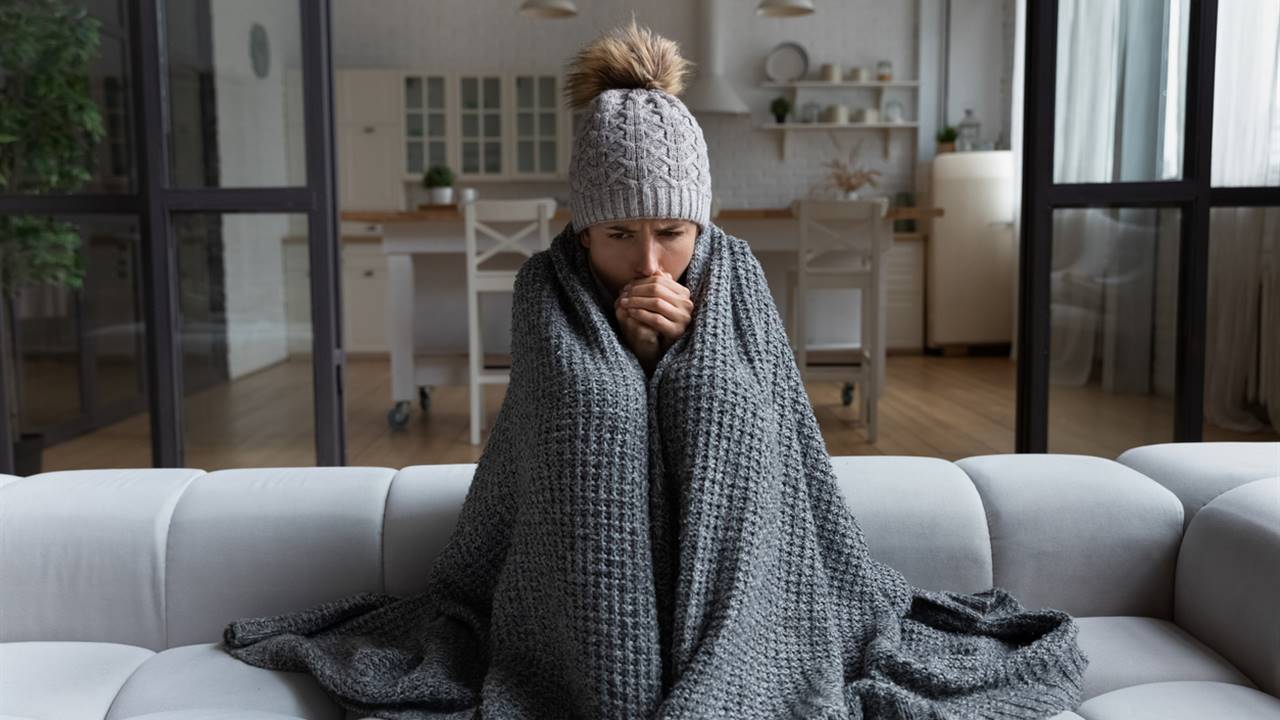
[957,109,981,151]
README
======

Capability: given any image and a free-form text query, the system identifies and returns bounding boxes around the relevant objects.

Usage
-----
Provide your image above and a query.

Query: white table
[344,206,942,430]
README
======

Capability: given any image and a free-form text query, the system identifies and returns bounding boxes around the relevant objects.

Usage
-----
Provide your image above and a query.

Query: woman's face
[578,218,698,295]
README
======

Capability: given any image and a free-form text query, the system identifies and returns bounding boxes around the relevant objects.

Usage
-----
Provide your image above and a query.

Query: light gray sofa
[1,442,1276,720]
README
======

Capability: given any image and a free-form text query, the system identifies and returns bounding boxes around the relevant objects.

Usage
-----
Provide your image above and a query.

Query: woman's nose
[637,236,661,276]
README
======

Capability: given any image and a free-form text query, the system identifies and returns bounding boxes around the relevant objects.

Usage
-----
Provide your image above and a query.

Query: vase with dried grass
[820,135,882,200]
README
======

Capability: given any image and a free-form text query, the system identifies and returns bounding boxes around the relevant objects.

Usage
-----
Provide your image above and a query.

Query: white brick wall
[211,1,302,379]
[334,0,922,206]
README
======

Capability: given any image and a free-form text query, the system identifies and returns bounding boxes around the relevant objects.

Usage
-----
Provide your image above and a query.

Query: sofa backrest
[0,454,1185,650]
[956,454,1183,618]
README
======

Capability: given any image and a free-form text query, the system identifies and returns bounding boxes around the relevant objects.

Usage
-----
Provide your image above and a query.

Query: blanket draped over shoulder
[221,221,1088,719]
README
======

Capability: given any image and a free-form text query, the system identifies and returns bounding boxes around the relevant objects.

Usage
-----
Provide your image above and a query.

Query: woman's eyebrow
[605,224,685,232]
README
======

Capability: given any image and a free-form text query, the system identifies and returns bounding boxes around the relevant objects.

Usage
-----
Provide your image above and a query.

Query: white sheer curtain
[1203,0,1280,434]
[1049,0,1174,393]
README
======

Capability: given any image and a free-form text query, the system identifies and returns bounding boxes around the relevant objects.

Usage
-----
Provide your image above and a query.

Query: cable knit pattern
[221,221,1088,719]
[568,88,712,234]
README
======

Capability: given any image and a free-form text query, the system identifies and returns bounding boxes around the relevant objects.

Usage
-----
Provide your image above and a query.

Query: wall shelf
[761,80,920,88]
[757,122,919,161]
[760,80,920,161]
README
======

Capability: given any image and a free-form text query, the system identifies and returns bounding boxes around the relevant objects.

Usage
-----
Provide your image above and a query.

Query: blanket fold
[222,220,1087,719]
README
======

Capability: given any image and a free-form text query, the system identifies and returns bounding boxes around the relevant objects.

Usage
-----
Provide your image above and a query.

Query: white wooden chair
[783,198,891,443]
[463,197,556,445]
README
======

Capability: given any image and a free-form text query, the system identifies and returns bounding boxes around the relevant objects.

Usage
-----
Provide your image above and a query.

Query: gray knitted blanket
[221,221,1087,719]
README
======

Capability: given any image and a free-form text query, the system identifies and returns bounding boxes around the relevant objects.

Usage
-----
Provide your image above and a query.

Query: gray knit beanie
[564,18,712,235]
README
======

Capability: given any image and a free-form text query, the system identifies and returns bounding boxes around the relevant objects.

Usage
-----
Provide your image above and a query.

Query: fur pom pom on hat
[564,16,713,235]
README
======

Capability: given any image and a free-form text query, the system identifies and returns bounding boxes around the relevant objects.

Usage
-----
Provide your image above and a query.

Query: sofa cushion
[104,643,343,720]
[164,467,396,648]
[1175,478,1280,697]
[0,474,22,489]
[955,454,1182,618]
[1076,680,1280,719]
[1117,441,1280,530]
[0,469,204,649]
[0,641,152,719]
[382,464,480,597]
[828,456,993,594]
[1075,616,1254,700]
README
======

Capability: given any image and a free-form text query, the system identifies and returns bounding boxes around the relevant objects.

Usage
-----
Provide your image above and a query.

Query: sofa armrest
[1174,478,1280,697]
[1117,442,1280,531]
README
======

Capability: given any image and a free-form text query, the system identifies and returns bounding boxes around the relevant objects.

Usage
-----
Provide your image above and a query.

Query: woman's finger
[629,273,688,300]
[628,306,681,337]
[621,295,690,326]
[625,280,693,314]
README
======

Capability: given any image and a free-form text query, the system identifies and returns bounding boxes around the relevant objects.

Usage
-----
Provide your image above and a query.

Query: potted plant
[820,136,881,200]
[422,165,455,205]
[936,126,958,153]
[770,96,792,125]
[0,1,104,475]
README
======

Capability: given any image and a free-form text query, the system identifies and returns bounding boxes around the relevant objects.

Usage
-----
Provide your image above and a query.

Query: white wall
[333,0,922,206]
[211,1,304,379]
[945,0,1016,149]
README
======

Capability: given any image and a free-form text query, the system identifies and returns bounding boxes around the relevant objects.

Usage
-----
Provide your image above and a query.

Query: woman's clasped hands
[614,270,694,374]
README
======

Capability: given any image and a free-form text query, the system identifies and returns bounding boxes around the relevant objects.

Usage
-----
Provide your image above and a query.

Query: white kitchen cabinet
[402,72,450,177]
[457,74,505,177]
[398,71,573,182]
[511,73,564,178]
[335,69,404,211]
[336,70,400,126]
[283,239,391,356]
[884,235,926,351]
[341,243,391,354]
[340,221,383,237]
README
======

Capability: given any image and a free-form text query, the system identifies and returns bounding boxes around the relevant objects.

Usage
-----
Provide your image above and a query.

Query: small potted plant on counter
[422,164,455,205]
[770,96,792,125]
[936,126,958,154]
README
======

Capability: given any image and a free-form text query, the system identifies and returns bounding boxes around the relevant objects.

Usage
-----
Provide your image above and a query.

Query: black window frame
[1017,0,1280,452]
[0,0,345,471]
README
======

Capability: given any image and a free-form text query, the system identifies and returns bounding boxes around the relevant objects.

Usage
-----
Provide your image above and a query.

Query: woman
[564,17,704,377]
[221,19,1088,719]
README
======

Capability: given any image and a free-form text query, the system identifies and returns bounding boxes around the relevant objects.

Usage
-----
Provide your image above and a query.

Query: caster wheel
[387,401,411,431]
[418,387,431,413]
[841,383,855,407]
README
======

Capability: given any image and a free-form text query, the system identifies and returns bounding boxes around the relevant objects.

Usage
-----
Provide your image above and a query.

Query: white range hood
[682,0,750,115]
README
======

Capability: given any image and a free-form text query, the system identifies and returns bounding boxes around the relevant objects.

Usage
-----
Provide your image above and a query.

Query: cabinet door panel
[342,252,389,353]
[337,70,400,126]
[885,239,925,350]
[337,124,402,210]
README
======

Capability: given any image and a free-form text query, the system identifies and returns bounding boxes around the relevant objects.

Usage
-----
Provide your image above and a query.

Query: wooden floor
[40,354,1276,472]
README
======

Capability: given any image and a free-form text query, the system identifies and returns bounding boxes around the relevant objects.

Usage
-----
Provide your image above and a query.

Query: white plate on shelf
[765,42,809,83]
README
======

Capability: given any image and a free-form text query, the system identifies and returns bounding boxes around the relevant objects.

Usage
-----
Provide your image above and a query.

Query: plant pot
[14,432,43,476]
[427,187,454,205]
[843,190,860,200]
[773,113,787,125]
[937,142,956,154]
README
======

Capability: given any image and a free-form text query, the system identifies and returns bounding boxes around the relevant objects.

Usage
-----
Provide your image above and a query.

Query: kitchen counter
[341,205,943,224]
